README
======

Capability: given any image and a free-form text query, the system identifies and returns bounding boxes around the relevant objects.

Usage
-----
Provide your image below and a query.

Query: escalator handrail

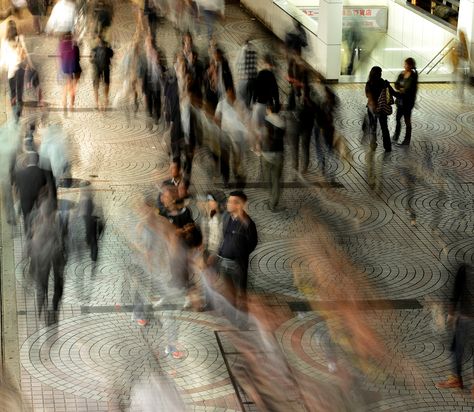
[420,37,455,74]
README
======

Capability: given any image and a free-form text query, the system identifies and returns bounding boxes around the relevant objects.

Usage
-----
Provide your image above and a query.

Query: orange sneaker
[435,375,463,389]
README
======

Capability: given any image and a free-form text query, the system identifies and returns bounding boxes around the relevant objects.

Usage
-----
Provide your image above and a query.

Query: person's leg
[454,318,467,385]
[367,108,377,151]
[93,77,100,109]
[301,124,312,173]
[378,114,391,152]
[393,105,403,141]
[287,115,299,177]
[402,108,413,144]
[52,253,65,312]
[220,133,231,186]
[271,153,283,209]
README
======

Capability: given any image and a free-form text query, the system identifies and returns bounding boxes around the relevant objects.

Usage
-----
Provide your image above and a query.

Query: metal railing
[419,37,455,75]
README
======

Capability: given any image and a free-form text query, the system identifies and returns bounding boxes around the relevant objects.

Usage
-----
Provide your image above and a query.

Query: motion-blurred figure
[262,106,285,212]
[0,20,31,121]
[0,120,20,226]
[217,190,257,328]
[450,30,470,102]
[436,263,474,394]
[215,86,247,188]
[58,32,81,110]
[285,19,307,59]
[14,150,53,235]
[38,123,71,187]
[143,33,164,127]
[91,34,114,111]
[287,56,316,177]
[196,0,224,40]
[29,198,68,320]
[235,39,258,109]
[393,57,418,146]
[92,0,114,37]
[344,18,362,75]
[78,189,104,264]
[45,0,77,35]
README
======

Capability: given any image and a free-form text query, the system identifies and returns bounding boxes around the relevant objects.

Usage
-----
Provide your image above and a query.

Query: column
[316,0,343,80]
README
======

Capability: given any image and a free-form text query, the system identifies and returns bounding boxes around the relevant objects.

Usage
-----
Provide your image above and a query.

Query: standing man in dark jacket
[217,190,258,327]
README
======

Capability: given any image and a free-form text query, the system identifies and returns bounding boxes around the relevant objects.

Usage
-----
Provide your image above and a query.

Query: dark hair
[368,66,382,84]
[6,21,18,41]
[263,53,274,67]
[405,57,416,71]
[229,190,247,202]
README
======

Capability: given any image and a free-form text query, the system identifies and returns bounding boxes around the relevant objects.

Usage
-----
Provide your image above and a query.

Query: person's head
[368,66,382,83]
[262,53,274,69]
[227,190,247,215]
[404,57,416,72]
[6,20,18,41]
[206,193,219,213]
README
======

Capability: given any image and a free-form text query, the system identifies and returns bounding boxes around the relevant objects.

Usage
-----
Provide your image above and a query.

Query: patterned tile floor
[1,1,474,411]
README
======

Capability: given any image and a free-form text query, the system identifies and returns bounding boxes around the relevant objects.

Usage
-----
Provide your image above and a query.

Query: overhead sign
[297,5,388,32]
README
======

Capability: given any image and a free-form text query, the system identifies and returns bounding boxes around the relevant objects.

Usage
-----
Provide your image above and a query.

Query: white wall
[387,1,455,63]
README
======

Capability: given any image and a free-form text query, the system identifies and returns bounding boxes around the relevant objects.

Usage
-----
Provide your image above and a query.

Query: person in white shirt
[45,0,77,35]
[215,87,247,187]
[0,20,30,120]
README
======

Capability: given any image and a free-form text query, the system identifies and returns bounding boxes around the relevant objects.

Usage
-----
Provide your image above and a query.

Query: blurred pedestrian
[436,263,474,395]
[217,190,257,328]
[365,66,394,153]
[262,105,285,212]
[0,20,31,121]
[78,189,104,263]
[14,151,50,235]
[450,30,470,102]
[0,121,21,226]
[287,57,316,177]
[29,198,68,319]
[235,39,258,109]
[26,0,46,34]
[58,32,81,110]
[196,0,224,40]
[45,0,77,35]
[251,53,280,151]
[393,57,418,146]
[215,86,247,188]
[92,0,114,37]
[91,34,114,111]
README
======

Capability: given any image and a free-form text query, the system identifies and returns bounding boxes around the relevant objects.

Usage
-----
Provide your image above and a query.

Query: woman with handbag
[365,66,395,153]
[393,57,418,146]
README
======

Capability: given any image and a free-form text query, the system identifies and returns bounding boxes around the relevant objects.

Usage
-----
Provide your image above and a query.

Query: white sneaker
[327,362,337,373]
[153,297,167,308]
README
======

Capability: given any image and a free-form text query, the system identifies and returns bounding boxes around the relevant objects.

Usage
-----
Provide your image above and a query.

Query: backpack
[376,87,394,115]
[93,44,109,70]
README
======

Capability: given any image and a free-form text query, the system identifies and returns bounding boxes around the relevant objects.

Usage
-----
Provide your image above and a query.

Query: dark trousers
[9,67,25,121]
[218,257,247,322]
[262,152,283,209]
[368,109,391,151]
[288,115,312,173]
[314,125,334,176]
[84,216,99,261]
[453,317,474,380]
[394,104,413,143]
[145,88,161,123]
[34,253,66,315]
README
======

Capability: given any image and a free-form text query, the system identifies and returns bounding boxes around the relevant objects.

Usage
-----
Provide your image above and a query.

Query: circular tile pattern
[20,312,234,402]
[388,183,474,233]
[247,186,393,237]
[250,238,446,300]
[276,311,473,398]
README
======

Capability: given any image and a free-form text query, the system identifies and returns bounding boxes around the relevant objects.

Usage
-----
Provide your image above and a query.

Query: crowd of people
[0,0,472,410]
